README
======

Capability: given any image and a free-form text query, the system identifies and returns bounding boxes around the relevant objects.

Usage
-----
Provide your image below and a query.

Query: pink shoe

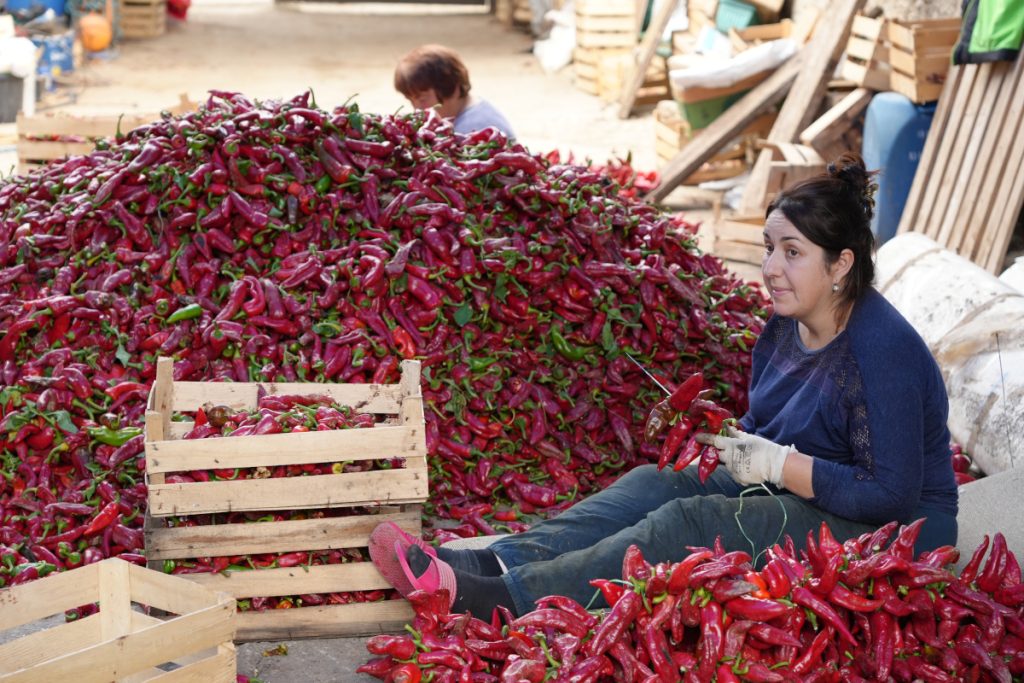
[395,541,457,610]
[368,522,436,595]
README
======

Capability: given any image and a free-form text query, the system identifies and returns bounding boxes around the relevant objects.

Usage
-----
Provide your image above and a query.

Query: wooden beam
[644,52,804,203]
[798,87,872,155]
[618,0,679,118]
[738,0,866,213]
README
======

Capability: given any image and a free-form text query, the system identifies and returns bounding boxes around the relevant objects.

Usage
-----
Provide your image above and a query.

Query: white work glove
[696,427,793,488]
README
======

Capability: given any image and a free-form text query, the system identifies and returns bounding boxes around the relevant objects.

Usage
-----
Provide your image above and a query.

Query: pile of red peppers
[0,90,769,588]
[359,525,1024,682]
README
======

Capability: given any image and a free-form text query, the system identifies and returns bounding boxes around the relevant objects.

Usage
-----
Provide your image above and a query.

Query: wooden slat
[931,62,991,246]
[798,87,872,154]
[180,561,390,598]
[126,561,235,616]
[674,69,771,104]
[898,62,964,235]
[979,54,1024,272]
[905,63,980,237]
[99,559,133,641]
[233,600,414,642]
[17,140,97,160]
[887,19,960,52]
[575,14,636,32]
[141,645,236,683]
[738,0,865,213]
[15,111,156,138]
[617,0,678,118]
[889,72,944,103]
[0,563,99,630]
[0,616,99,675]
[850,13,884,41]
[713,241,765,264]
[145,508,420,559]
[145,424,420,473]
[148,469,428,517]
[170,380,402,413]
[577,31,637,48]
[888,50,950,79]
[645,53,804,202]
[938,60,1013,256]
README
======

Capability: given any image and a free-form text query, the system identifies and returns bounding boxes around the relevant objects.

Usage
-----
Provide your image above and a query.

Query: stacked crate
[119,0,167,39]
[143,357,429,641]
[573,0,638,96]
[598,53,669,104]
[840,14,960,103]
[654,100,776,179]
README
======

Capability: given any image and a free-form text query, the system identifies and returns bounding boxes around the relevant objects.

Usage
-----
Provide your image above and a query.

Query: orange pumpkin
[79,13,113,53]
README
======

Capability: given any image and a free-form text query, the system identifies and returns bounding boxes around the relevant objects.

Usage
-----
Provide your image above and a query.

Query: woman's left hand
[696,428,793,487]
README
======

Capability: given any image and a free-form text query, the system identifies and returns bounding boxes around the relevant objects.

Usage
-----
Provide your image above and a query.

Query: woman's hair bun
[827,153,879,223]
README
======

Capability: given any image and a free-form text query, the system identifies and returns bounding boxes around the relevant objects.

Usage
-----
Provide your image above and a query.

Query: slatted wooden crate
[839,14,891,91]
[598,53,669,103]
[120,0,167,39]
[143,357,428,641]
[573,46,630,96]
[0,558,236,683]
[887,17,960,103]
[575,0,638,49]
[713,213,764,268]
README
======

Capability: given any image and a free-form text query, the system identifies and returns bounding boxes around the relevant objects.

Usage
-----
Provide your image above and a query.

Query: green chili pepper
[165,303,203,324]
[87,425,143,447]
[468,356,497,372]
[550,328,589,361]
[315,175,332,194]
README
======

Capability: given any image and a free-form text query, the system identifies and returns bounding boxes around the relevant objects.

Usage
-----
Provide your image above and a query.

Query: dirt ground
[56,0,662,170]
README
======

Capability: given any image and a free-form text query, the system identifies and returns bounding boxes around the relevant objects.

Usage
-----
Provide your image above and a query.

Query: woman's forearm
[782,450,815,498]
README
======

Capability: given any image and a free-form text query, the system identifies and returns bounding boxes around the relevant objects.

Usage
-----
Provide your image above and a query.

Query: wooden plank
[715,217,764,244]
[0,616,99,675]
[978,53,1024,272]
[170,380,402,413]
[126,561,234,616]
[0,563,99,630]
[234,600,414,641]
[15,111,156,138]
[898,62,964,235]
[576,14,636,32]
[888,50,950,79]
[799,87,872,154]
[148,468,429,517]
[145,424,420,473]
[887,19,960,52]
[99,559,132,641]
[617,0,678,118]
[738,0,865,213]
[930,63,990,245]
[143,645,236,683]
[17,140,97,160]
[145,508,420,559]
[889,72,944,104]
[645,52,804,202]
[180,561,390,598]
[713,240,765,264]
[575,0,636,16]
[938,60,1013,256]
[850,13,884,41]
[674,69,771,104]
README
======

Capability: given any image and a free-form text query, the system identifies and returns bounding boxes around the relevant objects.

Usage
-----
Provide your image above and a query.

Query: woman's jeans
[488,464,956,615]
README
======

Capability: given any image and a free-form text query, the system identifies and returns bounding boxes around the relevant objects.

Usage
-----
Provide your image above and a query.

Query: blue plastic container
[5,0,67,15]
[862,92,937,244]
[31,30,75,83]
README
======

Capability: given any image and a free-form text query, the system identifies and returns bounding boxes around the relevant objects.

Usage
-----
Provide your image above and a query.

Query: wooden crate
[143,357,428,641]
[598,53,669,103]
[120,0,167,39]
[575,0,638,50]
[839,14,891,91]
[0,559,236,682]
[887,17,960,103]
[763,142,826,202]
[15,94,194,173]
[573,46,630,96]
[713,213,764,267]
[729,19,792,52]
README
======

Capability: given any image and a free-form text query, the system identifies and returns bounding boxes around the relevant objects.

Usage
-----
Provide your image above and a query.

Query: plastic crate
[715,0,759,33]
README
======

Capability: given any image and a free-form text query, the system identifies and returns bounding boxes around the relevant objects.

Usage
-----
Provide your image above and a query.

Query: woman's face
[407,90,462,119]
[762,210,844,325]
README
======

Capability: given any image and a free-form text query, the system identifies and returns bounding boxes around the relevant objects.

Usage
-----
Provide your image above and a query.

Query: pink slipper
[368,522,436,595]
[395,541,457,610]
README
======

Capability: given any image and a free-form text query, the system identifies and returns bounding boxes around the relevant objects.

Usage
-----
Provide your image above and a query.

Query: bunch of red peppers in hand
[645,372,735,482]
[359,522,1024,682]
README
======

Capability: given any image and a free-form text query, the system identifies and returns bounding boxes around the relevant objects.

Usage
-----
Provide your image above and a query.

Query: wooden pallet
[897,50,1024,273]
[0,559,235,682]
[144,357,428,640]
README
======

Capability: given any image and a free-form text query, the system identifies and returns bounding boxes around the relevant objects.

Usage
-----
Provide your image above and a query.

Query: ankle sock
[436,546,503,576]
[405,546,514,618]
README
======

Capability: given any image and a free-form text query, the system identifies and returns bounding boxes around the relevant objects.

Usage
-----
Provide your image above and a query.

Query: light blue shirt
[453,99,515,139]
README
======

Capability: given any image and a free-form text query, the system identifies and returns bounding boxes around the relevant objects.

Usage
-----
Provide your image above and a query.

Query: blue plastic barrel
[5,0,67,15]
[862,92,937,244]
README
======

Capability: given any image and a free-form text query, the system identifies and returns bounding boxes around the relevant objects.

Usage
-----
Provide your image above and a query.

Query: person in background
[394,44,515,140]
[370,154,958,619]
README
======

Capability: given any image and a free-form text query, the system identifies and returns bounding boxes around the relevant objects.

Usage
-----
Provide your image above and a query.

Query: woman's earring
[832,283,840,293]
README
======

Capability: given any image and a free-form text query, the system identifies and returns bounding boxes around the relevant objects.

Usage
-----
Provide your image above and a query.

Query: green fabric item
[954,0,1024,65]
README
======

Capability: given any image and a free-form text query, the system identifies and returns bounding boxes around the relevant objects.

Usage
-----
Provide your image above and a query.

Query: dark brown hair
[394,45,471,100]
[766,153,879,305]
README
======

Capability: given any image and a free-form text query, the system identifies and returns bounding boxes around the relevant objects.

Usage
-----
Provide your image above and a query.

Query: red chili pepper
[82,501,120,537]
[584,589,641,657]
[696,445,720,484]
[668,372,703,412]
[978,532,1009,593]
